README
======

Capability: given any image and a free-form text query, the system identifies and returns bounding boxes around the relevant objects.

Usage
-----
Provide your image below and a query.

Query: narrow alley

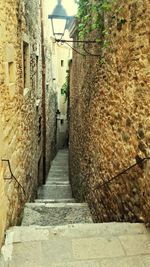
[0,0,150,266]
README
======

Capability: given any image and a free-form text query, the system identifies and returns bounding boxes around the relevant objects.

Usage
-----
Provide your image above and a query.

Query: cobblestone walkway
[1,150,150,266]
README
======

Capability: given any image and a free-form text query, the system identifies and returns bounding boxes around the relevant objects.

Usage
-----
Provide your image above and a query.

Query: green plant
[77,0,115,40]
[60,78,69,102]
[76,0,127,58]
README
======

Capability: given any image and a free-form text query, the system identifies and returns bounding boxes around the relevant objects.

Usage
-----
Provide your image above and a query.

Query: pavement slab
[22,203,92,226]
[38,184,72,199]
[1,223,150,267]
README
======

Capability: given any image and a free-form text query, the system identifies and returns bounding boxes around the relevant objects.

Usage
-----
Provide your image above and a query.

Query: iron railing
[89,156,150,222]
[2,159,26,195]
[94,157,150,190]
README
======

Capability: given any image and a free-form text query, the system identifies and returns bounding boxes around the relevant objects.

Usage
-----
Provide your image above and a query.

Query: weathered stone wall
[69,0,150,224]
[45,67,57,175]
[43,0,57,175]
[0,0,56,246]
[44,41,57,176]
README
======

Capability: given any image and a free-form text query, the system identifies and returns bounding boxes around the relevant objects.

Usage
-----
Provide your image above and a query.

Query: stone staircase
[1,149,150,266]
[21,149,92,227]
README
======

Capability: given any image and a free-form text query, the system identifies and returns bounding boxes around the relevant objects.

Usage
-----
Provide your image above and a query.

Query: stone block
[119,234,150,256]
[100,256,145,267]
[41,239,72,264]
[72,237,125,260]
[8,241,42,267]
[142,255,150,267]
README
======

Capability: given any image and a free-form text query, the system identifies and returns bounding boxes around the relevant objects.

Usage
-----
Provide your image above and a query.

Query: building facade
[0,0,56,246]
[53,41,71,149]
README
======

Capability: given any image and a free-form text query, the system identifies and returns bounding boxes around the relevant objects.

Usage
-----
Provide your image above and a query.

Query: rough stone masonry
[69,0,150,224]
[0,0,56,247]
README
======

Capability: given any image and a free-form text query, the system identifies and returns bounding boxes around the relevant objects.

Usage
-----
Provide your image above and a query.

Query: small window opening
[61,60,64,67]
[8,62,15,83]
[36,56,39,90]
[46,84,49,92]
[23,41,30,88]
[38,116,42,143]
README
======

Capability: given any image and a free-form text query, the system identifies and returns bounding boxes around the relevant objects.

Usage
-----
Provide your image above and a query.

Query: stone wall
[0,0,56,246]
[44,35,57,176]
[69,0,150,224]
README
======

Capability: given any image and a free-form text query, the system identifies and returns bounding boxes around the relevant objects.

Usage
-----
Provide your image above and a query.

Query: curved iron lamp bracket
[55,39,101,57]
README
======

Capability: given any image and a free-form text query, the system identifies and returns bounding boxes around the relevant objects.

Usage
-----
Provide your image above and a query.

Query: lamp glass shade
[48,0,74,39]
[51,17,67,38]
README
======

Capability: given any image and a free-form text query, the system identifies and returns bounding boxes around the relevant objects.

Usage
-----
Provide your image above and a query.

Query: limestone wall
[0,0,56,246]
[69,0,150,224]
[44,2,57,174]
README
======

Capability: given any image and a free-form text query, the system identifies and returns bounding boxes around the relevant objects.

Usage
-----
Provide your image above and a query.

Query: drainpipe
[40,0,46,184]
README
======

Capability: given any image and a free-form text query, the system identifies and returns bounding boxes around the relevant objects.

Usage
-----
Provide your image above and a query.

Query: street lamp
[48,0,74,40]
[48,0,101,56]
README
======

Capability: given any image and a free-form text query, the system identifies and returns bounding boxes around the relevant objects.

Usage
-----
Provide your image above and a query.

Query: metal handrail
[2,159,26,195]
[95,157,150,190]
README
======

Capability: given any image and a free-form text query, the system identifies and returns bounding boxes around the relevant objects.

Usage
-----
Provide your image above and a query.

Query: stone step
[52,165,68,168]
[52,161,68,165]
[45,181,70,185]
[38,184,72,199]
[1,223,150,267]
[56,150,68,155]
[47,172,69,178]
[49,171,69,175]
[52,161,68,164]
[54,157,68,160]
[52,156,68,161]
[52,162,68,166]
[48,170,68,175]
[47,173,69,177]
[1,257,149,267]
[54,156,68,160]
[49,169,69,173]
[45,183,70,187]
[49,168,68,173]
[2,223,148,244]
[46,176,69,182]
[34,199,75,204]
[21,203,92,226]
[52,157,68,161]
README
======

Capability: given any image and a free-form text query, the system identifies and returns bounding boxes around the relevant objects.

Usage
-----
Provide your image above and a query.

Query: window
[8,62,15,83]
[23,41,30,88]
[38,116,42,144]
[46,84,49,92]
[61,60,64,67]
[36,56,39,90]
